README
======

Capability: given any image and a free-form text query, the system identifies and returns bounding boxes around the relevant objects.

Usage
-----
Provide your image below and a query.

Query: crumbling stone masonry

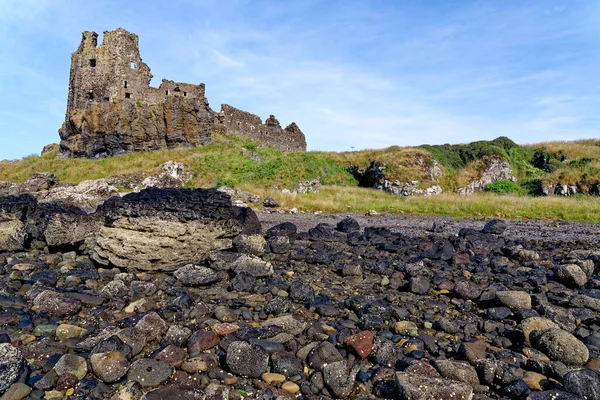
[59,28,306,158]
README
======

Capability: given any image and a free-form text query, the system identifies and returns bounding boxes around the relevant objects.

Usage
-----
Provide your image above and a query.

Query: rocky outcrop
[59,97,215,158]
[89,188,260,271]
[0,172,119,212]
[0,194,99,251]
[140,161,192,189]
[458,156,516,195]
[379,180,443,197]
[220,104,306,153]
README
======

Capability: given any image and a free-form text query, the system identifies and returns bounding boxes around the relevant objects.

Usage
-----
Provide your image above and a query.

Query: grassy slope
[1,135,600,222]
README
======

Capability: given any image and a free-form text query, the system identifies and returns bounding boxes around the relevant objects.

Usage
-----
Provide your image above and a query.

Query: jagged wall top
[66,28,205,115]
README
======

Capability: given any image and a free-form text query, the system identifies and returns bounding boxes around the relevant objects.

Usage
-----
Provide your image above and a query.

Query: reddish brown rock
[343,331,374,359]
[187,330,220,356]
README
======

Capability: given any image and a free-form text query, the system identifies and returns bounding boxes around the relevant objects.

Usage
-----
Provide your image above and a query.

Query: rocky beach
[1,187,600,399]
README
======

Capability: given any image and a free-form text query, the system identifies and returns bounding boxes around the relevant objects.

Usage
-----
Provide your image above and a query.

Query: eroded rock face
[89,188,256,271]
[458,156,516,194]
[60,98,215,158]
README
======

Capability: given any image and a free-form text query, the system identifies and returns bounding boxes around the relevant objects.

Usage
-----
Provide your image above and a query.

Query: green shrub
[215,176,236,188]
[245,143,257,151]
[484,179,523,194]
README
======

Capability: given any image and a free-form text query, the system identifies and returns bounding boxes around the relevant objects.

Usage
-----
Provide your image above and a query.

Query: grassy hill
[2,135,600,222]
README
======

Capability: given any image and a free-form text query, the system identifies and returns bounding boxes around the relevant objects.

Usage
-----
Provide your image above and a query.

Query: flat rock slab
[90,188,256,271]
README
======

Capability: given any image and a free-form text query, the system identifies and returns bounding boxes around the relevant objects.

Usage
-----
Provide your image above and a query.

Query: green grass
[3,135,600,222]
[247,186,600,223]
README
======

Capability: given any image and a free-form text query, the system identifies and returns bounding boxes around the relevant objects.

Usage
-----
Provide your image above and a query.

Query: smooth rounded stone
[99,279,128,298]
[33,324,58,337]
[0,382,31,400]
[187,330,220,356]
[53,354,87,380]
[267,236,291,254]
[342,263,362,276]
[482,219,507,234]
[496,290,532,310]
[289,280,314,302]
[563,368,600,399]
[527,390,583,400]
[394,321,418,337]
[214,305,237,323]
[434,359,480,386]
[173,264,220,286]
[281,381,300,394]
[434,317,460,334]
[230,271,256,292]
[55,324,88,342]
[90,351,129,383]
[535,328,589,365]
[261,314,307,335]
[523,370,548,391]
[0,344,25,393]
[128,358,174,388]
[487,306,513,321]
[409,276,431,294]
[212,322,239,336]
[323,359,360,399]
[231,255,274,278]
[134,312,168,342]
[165,325,192,347]
[233,234,267,256]
[115,327,146,356]
[308,341,343,371]
[454,280,483,300]
[226,341,269,378]
[556,264,588,287]
[265,222,297,242]
[395,372,474,400]
[181,354,218,374]
[271,352,303,377]
[458,339,487,363]
[33,290,82,317]
[521,317,561,346]
[153,345,188,368]
[263,196,279,208]
[343,331,374,359]
[262,372,286,384]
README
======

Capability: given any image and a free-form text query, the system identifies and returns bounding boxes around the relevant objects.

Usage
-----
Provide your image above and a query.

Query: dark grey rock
[226,341,269,378]
[563,368,600,399]
[173,264,221,286]
[127,358,174,387]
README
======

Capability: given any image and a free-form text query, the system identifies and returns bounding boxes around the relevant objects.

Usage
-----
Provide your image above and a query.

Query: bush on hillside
[484,179,523,194]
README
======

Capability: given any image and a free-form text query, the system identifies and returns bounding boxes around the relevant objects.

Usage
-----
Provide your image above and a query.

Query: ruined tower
[59,28,306,158]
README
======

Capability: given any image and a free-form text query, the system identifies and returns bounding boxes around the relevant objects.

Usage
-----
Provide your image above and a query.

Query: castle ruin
[59,28,306,157]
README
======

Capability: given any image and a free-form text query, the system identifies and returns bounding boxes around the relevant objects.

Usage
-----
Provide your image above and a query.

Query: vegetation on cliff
[2,135,600,221]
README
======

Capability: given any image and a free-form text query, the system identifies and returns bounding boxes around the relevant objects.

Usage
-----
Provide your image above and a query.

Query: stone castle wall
[220,104,307,153]
[59,28,306,157]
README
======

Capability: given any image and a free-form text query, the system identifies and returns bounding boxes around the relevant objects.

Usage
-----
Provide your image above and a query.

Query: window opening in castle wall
[124,80,127,88]
[125,92,131,98]
[90,59,96,67]
[87,92,94,100]
[130,62,135,69]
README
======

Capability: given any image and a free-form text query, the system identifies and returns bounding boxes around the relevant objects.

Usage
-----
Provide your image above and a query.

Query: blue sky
[0,0,598,160]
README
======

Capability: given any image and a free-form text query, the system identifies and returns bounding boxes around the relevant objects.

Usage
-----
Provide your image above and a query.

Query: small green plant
[136,100,143,107]
[484,179,523,194]
[244,143,257,151]
[215,176,236,188]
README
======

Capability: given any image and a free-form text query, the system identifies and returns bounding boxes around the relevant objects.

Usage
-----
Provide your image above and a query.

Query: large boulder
[0,194,33,252]
[0,194,99,251]
[89,188,259,271]
[458,156,516,195]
